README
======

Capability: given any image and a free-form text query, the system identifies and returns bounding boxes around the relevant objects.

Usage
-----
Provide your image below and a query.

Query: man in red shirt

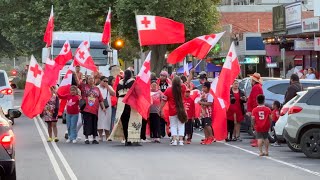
[251,95,272,156]
[184,89,195,144]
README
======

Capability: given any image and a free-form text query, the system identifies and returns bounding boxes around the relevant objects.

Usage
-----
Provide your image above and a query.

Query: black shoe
[85,140,90,144]
[225,138,230,142]
[125,141,132,146]
[92,140,99,144]
[64,133,68,140]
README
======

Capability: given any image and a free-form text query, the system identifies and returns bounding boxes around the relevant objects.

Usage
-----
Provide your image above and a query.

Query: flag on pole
[102,7,111,45]
[210,42,241,141]
[122,52,152,119]
[136,15,185,46]
[21,56,51,119]
[74,41,97,72]
[43,6,54,47]
[167,32,225,64]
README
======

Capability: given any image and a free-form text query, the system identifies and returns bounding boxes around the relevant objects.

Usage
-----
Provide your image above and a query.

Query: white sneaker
[271,142,281,147]
[141,139,151,143]
[121,139,126,144]
[171,140,177,146]
[179,141,184,146]
[72,140,77,144]
[76,137,82,141]
[66,139,71,143]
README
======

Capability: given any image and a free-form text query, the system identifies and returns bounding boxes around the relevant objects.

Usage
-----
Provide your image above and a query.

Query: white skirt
[97,105,112,130]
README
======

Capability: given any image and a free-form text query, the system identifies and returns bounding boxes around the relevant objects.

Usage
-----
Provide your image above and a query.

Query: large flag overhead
[21,56,51,119]
[43,6,54,47]
[136,15,185,46]
[122,51,152,119]
[102,7,111,45]
[210,42,241,141]
[74,41,97,72]
[167,32,225,64]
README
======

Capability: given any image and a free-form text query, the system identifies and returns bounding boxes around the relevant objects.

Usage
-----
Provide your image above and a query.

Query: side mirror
[8,109,21,119]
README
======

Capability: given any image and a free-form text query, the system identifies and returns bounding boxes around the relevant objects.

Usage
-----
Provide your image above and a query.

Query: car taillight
[288,106,303,115]
[280,107,289,116]
[0,88,13,95]
[1,130,14,155]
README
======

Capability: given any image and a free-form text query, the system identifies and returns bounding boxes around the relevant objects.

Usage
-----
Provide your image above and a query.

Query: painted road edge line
[34,117,66,180]
[193,133,320,177]
[38,116,78,180]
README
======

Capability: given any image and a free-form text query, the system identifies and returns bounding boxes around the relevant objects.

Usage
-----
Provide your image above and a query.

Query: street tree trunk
[150,45,167,75]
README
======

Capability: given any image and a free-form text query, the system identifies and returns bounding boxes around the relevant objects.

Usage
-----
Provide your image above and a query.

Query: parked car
[0,70,21,125]
[240,77,320,107]
[283,86,320,158]
[272,91,306,150]
[0,107,16,180]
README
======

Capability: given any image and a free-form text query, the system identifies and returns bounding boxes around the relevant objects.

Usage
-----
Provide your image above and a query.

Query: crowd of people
[42,65,303,154]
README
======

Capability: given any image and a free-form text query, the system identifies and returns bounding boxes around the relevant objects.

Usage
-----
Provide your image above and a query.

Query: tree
[114,0,220,74]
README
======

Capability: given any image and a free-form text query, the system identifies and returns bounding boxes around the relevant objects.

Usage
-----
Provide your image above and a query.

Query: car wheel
[268,129,276,143]
[301,128,320,159]
[286,141,301,152]
[3,167,16,180]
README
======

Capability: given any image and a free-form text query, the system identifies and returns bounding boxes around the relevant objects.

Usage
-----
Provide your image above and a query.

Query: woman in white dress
[97,76,115,142]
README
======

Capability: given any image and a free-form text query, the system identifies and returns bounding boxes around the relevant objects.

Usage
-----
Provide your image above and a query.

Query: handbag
[79,99,86,111]
[103,90,110,109]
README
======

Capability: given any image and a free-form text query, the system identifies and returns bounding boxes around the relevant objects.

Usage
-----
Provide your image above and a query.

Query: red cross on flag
[57,62,75,97]
[135,15,185,46]
[122,51,152,119]
[167,32,225,64]
[43,6,54,47]
[74,41,98,72]
[210,42,240,141]
[102,7,111,45]
[21,55,51,119]
[55,40,72,66]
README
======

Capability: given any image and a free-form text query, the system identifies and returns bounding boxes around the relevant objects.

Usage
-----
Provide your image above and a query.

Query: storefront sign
[302,17,319,33]
[315,37,320,51]
[266,62,278,68]
[285,2,302,29]
[294,39,314,51]
[240,56,259,64]
[273,5,286,32]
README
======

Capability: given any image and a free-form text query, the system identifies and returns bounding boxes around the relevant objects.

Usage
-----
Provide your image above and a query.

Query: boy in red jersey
[251,95,272,156]
[184,89,195,144]
[271,101,281,147]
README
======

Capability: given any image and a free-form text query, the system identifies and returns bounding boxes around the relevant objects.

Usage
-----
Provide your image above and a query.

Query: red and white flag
[57,63,75,97]
[136,15,185,46]
[21,56,51,119]
[102,7,111,45]
[122,51,152,119]
[167,32,225,64]
[183,59,189,76]
[210,42,241,141]
[55,40,72,66]
[43,6,54,47]
[74,41,97,72]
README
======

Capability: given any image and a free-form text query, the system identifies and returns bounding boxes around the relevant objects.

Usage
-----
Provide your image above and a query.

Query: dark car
[0,108,16,179]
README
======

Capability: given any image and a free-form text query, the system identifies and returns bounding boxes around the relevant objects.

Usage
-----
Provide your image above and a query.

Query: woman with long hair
[160,76,187,146]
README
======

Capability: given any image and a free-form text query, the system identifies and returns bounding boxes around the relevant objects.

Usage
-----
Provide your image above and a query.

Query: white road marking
[34,117,66,180]
[37,116,78,180]
[193,133,320,177]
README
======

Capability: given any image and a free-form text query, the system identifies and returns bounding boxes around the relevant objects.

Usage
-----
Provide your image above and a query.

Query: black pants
[227,120,235,139]
[160,118,166,137]
[82,112,98,136]
[150,113,161,138]
[194,118,201,129]
[140,119,147,140]
[121,104,131,141]
[185,120,194,140]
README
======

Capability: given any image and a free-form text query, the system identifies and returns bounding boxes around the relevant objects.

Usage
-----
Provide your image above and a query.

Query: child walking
[251,95,272,156]
[58,85,81,143]
[184,89,195,144]
[150,80,163,143]
[271,101,281,147]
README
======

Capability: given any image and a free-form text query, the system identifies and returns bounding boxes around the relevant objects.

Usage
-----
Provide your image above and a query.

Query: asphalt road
[13,90,320,180]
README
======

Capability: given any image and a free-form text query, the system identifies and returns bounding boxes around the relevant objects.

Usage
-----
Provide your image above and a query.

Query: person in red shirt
[251,95,272,156]
[246,73,264,147]
[160,76,187,146]
[184,89,195,144]
[271,100,281,147]
[58,85,81,143]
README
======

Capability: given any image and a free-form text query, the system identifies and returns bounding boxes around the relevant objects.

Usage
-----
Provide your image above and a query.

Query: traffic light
[11,69,17,76]
[112,39,125,50]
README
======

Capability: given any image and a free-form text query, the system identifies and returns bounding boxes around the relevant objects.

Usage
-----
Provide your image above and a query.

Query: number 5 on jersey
[258,111,265,120]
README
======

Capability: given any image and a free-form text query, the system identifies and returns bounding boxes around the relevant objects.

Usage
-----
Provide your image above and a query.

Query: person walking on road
[160,76,188,146]
[149,80,163,143]
[43,86,60,142]
[97,76,115,142]
[246,73,264,147]
[184,89,195,144]
[284,74,302,104]
[227,80,246,141]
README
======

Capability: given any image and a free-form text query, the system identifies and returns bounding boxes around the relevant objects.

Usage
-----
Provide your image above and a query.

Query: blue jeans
[66,114,79,140]
[110,106,117,131]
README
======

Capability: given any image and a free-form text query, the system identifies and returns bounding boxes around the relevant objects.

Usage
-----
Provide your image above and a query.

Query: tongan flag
[102,7,111,45]
[43,6,54,47]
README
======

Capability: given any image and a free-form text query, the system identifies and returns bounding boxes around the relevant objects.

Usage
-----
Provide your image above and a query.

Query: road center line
[34,118,66,180]
[193,133,320,177]
[37,116,78,180]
